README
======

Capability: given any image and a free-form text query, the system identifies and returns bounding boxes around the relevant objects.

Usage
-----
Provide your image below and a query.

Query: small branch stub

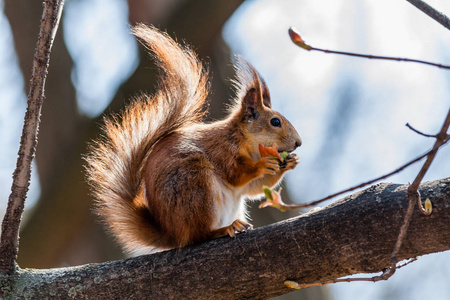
[424,198,433,214]
[406,123,438,138]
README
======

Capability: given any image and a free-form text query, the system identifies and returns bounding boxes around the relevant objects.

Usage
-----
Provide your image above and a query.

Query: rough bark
[1,178,449,299]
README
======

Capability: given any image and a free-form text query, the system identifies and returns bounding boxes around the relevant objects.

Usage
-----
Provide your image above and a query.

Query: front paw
[258,157,281,176]
[281,153,300,171]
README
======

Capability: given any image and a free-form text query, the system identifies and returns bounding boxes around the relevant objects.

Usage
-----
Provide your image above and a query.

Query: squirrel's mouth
[278,148,293,154]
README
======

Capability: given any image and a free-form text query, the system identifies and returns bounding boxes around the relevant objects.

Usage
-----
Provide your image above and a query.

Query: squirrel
[85,24,302,254]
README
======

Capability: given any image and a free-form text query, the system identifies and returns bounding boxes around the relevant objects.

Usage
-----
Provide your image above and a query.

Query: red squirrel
[86,24,302,254]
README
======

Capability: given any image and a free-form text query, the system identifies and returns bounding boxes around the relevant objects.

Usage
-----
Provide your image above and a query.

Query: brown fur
[85,24,302,254]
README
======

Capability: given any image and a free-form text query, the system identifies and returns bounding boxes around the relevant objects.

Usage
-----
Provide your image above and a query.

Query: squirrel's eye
[270,118,281,127]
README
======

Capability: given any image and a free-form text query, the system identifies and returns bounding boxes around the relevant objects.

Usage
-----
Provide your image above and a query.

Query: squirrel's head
[231,57,302,157]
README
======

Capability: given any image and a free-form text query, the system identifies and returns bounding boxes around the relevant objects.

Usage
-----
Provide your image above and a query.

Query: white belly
[211,178,247,229]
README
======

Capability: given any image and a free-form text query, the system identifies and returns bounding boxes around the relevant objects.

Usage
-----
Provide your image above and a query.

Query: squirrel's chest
[211,179,247,229]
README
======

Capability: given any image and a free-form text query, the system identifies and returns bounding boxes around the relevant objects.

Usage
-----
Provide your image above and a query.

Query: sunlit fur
[85,24,301,254]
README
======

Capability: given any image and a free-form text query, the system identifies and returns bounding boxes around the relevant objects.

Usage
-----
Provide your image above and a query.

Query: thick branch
[0,0,64,275]
[1,178,449,299]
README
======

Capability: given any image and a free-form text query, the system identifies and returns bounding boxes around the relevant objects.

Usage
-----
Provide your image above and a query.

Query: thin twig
[288,27,450,70]
[317,48,450,69]
[288,250,403,290]
[0,0,64,275]
[406,123,437,138]
[402,109,450,215]
[266,147,441,210]
[285,258,417,289]
[387,108,450,279]
[406,0,450,31]
[407,109,450,215]
[408,109,450,190]
[388,190,419,266]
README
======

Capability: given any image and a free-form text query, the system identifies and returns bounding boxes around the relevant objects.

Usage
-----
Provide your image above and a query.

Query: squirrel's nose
[294,138,302,149]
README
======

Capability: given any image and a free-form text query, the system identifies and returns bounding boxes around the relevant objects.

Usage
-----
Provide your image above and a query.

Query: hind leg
[145,152,221,247]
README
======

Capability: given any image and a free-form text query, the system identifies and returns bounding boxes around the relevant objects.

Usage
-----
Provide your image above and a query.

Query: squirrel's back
[85,25,209,253]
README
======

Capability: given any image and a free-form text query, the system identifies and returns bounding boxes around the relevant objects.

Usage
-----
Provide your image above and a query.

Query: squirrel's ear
[233,56,271,116]
[242,88,260,119]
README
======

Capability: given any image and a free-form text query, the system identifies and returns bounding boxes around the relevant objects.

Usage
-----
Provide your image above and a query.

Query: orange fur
[85,24,302,254]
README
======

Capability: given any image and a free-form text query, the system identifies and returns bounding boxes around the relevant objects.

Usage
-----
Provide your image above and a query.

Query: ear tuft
[232,56,271,116]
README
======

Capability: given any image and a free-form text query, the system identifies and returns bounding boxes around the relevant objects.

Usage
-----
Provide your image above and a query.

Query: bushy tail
[85,24,209,253]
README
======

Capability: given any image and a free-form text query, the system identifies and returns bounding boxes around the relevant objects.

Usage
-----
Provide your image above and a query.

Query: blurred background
[1,0,449,299]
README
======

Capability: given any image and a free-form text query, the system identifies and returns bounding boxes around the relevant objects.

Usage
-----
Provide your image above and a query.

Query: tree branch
[384,108,450,275]
[1,178,449,299]
[406,0,450,31]
[287,109,450,288]
[0,0,64,275]
[289,26,450,70]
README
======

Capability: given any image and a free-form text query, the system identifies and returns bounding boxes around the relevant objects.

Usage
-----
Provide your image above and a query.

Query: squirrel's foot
[209,219,253,240]
[226,219,253,238]
[281,153,300,171]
